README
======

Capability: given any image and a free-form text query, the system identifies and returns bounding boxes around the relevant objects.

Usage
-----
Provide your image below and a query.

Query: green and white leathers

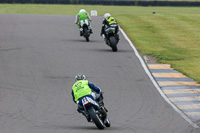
[76,12,91,28]
[72,80,92,102]
[77,12,88,21]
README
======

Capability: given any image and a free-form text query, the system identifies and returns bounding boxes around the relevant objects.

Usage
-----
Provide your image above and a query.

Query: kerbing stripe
[178,105,200,109]
[182,108,200,112]
[158,81,197,86]
[162,85,200,90]
[155,77,195,82]
[163,89,200,94]
[150,69,179,73]
[166,93,200,98]
[152,73,187,78]
[173,101,200,105]
[148,64,171,69]
[185,112,200,120]
[188,115,200,121]
[169,97,200,102]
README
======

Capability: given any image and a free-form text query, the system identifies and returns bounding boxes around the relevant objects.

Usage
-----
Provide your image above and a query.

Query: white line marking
[120,28,199,128]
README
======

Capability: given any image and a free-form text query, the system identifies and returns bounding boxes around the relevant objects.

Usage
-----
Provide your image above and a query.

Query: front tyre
[88,107,105,129]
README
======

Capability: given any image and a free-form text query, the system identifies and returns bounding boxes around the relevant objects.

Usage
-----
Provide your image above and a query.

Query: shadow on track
[67,39,102,43]
[43,124,120,131]
[43,125,100,130]
[91,48,134,53]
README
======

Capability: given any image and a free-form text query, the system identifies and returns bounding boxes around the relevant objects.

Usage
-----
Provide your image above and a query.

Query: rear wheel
[88,107,105,129]
[109,36,118,52]
[83,27,90,42]
[86,37,89,42]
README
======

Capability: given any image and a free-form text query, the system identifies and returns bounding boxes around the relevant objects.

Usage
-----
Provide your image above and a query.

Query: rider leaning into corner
[75,9,93,36]
[71,73,107,122]
[100,13,120,43]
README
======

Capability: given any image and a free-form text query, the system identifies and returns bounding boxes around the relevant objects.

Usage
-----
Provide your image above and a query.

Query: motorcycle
[81,96,111,129]
[80,20,91,42]
[104,24,119,52]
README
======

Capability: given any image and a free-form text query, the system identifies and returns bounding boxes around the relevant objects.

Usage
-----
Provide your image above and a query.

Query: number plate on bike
[82,97,90,105]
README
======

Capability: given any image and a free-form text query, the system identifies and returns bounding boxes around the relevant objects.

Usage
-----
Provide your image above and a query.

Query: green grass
[0,4,200,83]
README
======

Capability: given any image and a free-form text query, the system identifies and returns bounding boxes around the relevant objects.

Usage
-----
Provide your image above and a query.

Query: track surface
[0,14,199,133]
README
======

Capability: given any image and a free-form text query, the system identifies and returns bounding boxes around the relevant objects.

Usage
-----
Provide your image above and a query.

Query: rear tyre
[88,107,105,129]
[86,37,89,42]
[83,27,90,42]
[109,36,118,52]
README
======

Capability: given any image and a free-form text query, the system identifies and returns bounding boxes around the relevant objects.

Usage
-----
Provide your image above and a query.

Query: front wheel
[88,107,105,129]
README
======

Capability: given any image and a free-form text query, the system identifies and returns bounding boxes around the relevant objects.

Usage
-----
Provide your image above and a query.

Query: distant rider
[75,9,93,36]
[71,73,107,122]
[100,13,119,43]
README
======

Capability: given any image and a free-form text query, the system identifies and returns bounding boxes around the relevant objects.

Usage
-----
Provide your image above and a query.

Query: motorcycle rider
[100,13,120,43]
[75,9,93,36]
[71,73,107,122]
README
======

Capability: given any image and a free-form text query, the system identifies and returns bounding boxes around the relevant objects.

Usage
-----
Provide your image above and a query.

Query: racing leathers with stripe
[101,16,119,40]
[71,80,104,121]
[72,80,103,108]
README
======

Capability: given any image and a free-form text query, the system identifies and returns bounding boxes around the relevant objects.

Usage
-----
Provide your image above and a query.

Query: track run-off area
[0,14,199,133]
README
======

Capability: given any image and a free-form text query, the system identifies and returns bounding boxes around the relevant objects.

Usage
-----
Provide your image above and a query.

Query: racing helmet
[79,9,86,13]
[104,13,111,19]
[75,73,86,81]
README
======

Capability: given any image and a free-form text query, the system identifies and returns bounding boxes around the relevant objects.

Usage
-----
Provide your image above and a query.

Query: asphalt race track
[0,14,199,133]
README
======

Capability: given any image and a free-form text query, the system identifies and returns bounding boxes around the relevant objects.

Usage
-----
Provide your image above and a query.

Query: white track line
[120,28,199,129]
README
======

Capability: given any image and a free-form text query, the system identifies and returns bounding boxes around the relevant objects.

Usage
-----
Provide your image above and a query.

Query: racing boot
[116,31,120,41]
[117,34,120,41]
[79,28,83,36]
[90,29,93,34]
[77,106,84,113]
[97,92,108,113]
[102,34,108,45]
[89,26,93,34]
[77,107,91,122]
[83,112,92,122]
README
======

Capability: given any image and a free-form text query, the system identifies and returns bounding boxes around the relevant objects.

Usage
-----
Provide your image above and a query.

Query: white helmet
[79,9,86,13]
[104,13,111,19]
